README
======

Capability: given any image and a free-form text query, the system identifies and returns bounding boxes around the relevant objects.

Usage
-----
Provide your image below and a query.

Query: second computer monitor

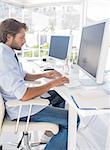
[77,21,109,84]
[49,35,72,60]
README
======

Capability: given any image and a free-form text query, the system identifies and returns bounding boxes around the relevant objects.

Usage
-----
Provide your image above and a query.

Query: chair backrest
[0,93,5,133]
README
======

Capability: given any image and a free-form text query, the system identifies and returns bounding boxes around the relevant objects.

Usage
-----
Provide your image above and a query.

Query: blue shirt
[0,43,46,120]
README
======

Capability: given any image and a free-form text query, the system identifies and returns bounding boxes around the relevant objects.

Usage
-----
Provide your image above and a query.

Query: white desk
[54,85,110,150]
[22,59,110,150]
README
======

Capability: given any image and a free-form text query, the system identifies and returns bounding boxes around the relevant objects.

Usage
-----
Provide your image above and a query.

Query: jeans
[20,90,80,150]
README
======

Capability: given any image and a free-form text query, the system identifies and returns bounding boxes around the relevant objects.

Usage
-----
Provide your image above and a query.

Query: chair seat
[1,119,59,135]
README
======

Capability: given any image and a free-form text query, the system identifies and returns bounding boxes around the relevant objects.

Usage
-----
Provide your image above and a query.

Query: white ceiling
[0,0,82,8]
[1,0,110,8]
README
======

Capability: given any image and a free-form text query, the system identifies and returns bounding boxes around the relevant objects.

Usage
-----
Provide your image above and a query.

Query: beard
[11,44,21,50]
[11,40,23,50]
[11,46,21,50]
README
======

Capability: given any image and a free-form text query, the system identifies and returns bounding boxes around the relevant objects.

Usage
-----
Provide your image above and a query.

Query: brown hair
[0,18,28,43]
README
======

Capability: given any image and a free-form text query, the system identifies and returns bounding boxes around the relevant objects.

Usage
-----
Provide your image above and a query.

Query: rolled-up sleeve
[11,78,27,99]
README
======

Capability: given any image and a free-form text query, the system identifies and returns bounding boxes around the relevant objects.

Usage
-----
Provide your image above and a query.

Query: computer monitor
[77,21,109,84]
[48,35,72,60]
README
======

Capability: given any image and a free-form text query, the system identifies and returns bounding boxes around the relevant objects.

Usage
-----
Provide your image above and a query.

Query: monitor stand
[78,71,102,87]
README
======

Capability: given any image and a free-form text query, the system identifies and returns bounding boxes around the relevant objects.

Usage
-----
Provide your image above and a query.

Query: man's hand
[43,70,62,79]
[49,76,69,88]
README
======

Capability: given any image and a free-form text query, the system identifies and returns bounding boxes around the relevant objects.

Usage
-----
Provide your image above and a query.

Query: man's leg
[20,106,68,150]
[47,90,80,129]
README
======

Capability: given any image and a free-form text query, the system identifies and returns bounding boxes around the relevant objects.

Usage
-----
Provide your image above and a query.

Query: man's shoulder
[0,42,6,50]
[0,43,14,56]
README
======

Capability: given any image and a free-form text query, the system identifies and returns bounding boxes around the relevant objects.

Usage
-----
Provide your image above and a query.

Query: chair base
[14,131,46,150]
[0,131,47,150]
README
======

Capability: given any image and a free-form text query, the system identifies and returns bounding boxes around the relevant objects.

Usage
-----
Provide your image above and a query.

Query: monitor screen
[49,36,70,60]
[77,21,109,84]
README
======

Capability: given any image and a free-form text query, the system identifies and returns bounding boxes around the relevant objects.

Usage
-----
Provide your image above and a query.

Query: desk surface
[55,85,110,116]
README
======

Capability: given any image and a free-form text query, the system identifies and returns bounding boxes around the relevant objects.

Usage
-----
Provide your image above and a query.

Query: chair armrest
[6,97,50,133]
[6,97,49,107]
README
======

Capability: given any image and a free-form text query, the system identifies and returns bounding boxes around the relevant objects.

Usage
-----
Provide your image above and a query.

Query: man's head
[0,18,28,50]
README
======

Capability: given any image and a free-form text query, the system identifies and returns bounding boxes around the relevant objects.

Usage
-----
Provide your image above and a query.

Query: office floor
[0,131,45,150]
[0,114,109,150]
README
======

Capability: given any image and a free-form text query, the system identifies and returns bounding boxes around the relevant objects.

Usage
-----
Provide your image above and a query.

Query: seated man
[0,18,80,150]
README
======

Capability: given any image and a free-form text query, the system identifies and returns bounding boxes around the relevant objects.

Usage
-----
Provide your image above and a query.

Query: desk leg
[68,105,77,150]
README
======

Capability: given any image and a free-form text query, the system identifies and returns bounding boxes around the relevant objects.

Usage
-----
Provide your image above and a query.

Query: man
[0,18,79,150]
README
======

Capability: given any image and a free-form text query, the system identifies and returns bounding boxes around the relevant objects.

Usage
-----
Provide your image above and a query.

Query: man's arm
[24,73,44,81]
[24,70,62,81]
[21,76,69,101]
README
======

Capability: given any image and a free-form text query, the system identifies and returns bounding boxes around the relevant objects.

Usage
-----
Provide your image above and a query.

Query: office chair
[0,92,59,150]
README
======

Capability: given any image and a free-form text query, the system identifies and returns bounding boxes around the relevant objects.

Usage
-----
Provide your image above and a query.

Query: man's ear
[6,34,13,42]
[6,34,13,46]
[7,34,12,40]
